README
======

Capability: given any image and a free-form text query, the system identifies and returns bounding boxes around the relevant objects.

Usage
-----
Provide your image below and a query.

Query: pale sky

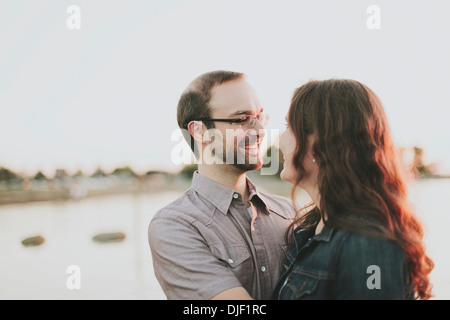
[1,0,449,176]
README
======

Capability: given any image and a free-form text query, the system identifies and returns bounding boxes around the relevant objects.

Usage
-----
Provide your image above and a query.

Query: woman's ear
[308,135,318,165]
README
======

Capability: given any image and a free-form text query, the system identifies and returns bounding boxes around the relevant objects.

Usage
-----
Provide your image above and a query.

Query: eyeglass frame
[184,113,269,128]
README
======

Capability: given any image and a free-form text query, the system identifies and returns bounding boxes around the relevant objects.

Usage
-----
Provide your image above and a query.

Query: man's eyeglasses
[185,113,269,129]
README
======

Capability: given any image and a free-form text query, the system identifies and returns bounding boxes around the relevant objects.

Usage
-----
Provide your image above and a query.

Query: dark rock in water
[21,235,45,247]
[92,232,126,243]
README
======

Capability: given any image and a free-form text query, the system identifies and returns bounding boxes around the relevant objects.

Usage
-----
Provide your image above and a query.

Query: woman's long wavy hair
[287,79,433,300]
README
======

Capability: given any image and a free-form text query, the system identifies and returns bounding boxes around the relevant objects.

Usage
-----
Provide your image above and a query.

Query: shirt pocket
[280,268,328,300]
[211,244,254,286]
[223,245,252,268]
[210,243,252,267]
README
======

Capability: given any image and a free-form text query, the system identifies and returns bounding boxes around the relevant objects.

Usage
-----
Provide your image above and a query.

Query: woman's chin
[280,169,294,184]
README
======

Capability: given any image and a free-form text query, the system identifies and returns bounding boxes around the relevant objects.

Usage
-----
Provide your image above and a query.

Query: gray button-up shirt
[148,172,295,300]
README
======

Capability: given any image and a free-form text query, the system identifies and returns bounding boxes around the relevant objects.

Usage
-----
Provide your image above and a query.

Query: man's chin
[226,148,263,172]
[233,160,263,172]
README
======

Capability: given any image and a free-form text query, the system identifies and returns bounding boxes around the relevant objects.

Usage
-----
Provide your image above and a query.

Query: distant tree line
[412,146,434,177]
[0,145,441,183]
[0,167,18,182]
[0,165,180,184]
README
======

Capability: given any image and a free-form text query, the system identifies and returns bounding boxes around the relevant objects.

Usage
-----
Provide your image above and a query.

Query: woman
[273,79,433,300]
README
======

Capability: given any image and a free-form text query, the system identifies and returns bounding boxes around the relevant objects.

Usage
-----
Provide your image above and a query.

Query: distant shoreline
[417,175,450,180]
[1,175,449,207]
[0,181,191,207]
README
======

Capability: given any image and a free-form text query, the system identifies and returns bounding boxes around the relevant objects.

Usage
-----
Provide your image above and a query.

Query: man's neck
[198,165,250,205]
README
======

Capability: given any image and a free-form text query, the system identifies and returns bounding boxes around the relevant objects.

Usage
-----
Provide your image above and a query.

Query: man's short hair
[177,70,245,153]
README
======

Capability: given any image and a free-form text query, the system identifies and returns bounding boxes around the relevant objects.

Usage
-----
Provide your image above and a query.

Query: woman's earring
[312,158,316,163]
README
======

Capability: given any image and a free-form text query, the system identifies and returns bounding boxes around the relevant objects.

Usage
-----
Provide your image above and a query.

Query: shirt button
[261,266,266,272]
[228,259,234,264]
[233,193,238,199]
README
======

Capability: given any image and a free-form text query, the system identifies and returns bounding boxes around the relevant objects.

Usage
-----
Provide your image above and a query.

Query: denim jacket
[272,224,414,300]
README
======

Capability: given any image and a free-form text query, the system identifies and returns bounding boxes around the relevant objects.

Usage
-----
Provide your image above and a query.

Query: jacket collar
[313,224,335,242]
[293,224,335,252]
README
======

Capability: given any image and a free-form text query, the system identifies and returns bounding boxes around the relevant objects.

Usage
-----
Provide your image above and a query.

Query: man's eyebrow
[229,108,264,117]
[229,110,250,117]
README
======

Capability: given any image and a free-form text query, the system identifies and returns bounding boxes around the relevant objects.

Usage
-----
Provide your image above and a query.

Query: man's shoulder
[150,187,216,225]
[148,190,199,243]
[152,189,195,221]
[148,187,219,248]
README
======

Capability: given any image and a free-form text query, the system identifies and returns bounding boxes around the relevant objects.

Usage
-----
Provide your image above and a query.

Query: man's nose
[248,125,266,142]
[253,117,266,131]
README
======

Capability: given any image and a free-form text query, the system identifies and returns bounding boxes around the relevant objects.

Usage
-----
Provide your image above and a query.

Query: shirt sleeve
[148,213,244,300]
[333,233,411,300]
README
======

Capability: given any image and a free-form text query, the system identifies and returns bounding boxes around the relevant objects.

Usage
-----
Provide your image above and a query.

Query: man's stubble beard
[225,142,263,172]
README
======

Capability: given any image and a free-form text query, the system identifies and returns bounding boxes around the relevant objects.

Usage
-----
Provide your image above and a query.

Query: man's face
[206,78,266,172]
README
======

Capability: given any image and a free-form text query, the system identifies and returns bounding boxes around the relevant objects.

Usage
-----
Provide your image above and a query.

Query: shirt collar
[191,171,270,215]
[247,177,270,213]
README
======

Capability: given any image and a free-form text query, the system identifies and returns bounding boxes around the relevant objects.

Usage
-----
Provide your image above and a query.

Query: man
[148,70,295,300]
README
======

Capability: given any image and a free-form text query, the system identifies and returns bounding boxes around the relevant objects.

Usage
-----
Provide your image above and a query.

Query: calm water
[0,179,449,300]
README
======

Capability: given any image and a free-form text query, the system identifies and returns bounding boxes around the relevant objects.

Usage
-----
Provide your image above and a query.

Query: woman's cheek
[279,129,297,183]
[280,153,295,183]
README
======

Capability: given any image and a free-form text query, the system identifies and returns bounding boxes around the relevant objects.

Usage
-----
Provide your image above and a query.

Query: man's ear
[187,121,205,145]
